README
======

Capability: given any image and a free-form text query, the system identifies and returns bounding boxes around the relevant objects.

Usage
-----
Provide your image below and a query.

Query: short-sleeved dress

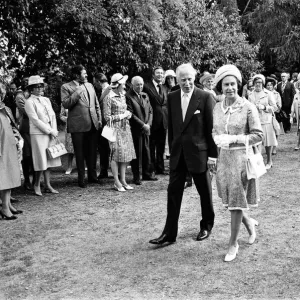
[103,91,136,162]
[0,107,21,190]
[213,97,264,210]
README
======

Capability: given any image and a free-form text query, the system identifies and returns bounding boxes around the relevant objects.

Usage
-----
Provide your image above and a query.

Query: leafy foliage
[246,0,300,70]
[0,0,262,81]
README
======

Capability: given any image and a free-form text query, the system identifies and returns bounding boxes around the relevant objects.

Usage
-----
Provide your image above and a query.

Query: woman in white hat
[213,64,263,262]
[25,75,61,196]
[248,74,277,169]
[199,72,217,97]
[163,70,176,92]
[103,73,136,191]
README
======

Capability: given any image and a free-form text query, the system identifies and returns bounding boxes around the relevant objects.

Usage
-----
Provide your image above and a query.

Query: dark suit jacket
[143,80,168,130]
[276,81,296,110]
[61,81,101,133]
[126,88,153,137]
[168,87,217,174]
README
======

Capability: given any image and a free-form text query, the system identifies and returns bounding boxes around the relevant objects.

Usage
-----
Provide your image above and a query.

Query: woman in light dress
[248,74,277,169]
[25,76,61,196]
[213,64,263,262]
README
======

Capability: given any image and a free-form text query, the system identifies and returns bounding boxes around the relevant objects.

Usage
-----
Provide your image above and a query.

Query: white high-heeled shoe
[114,184,126,192]
[122,184,134,190]
[248,218,259,244]
[224,244,239,262]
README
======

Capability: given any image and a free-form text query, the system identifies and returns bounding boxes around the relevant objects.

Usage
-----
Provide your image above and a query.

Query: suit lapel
[182,89,200,130]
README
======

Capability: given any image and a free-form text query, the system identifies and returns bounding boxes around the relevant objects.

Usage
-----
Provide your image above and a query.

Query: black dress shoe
[78,182,87,188]
[149,234,176,245]
[133,179,142,185]
[88,179,101,184]
[142,176,158,181]
[98,172,109,179]
[196,229,211,241]
[184,181,193,189]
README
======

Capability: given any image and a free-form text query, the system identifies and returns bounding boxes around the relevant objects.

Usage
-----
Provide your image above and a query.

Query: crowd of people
[1,62,300,261]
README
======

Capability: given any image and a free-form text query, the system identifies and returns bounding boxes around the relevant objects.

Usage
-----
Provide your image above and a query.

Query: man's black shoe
[149,234,176,245]
[196,229,211,241]
[142,176,158,181]
[133,179,142,185]
[88,178,101,184]
[78,182,87,188]
[98,172,109,179]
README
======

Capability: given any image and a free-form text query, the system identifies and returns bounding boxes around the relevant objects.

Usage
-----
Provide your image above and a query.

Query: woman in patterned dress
[103,73,136,192]
[248,74,277,169]
[213,65,264,262]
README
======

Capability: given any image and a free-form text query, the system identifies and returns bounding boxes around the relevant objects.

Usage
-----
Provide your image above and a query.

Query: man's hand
[207,158,217,173]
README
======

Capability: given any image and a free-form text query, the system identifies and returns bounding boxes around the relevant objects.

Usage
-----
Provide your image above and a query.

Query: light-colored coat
[290,92,300,128]
[25,95,57,135]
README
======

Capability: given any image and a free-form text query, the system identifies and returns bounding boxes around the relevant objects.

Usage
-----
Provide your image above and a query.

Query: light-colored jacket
[25,95,57,135]
[248,89,277,124]
[290,92,300,128]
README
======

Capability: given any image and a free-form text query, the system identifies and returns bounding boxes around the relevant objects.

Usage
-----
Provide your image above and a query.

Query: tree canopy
[0,0,262,80]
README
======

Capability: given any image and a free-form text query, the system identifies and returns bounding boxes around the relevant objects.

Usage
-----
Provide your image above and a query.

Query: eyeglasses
[34,85,44,89]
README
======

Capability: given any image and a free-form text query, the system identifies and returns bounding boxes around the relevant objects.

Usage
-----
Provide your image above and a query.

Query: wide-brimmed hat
[252,74,265,85]
[164,70,176,78]
[199,73,214,85]
[110,73,128,88]
[27,75,44,87]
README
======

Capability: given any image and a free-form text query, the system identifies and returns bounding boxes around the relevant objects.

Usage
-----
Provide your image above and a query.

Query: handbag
[245,136,267,180]
[275,109,288,123]
[46,137,68,159]
[101,118,117,142]
[271,111,281,136]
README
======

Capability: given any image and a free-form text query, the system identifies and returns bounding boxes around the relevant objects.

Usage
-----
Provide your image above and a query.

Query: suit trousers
[150,124,167,173]
[98,128,110,174]
[282,106,292,132]
[163,153,215,239]
[71,126,98,183]
[130,133,152,180]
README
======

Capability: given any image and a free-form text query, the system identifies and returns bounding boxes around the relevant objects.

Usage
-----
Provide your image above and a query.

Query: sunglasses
[34,85,44,89]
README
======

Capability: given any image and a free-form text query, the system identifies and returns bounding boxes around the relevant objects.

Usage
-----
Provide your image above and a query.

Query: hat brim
[200,74,214,85]
[110,75,128,88]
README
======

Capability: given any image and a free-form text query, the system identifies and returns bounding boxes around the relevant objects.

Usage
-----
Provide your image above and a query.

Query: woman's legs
[119,162,128,186]
[66,153,74,173]
[44,169,58,193]
[111,160,122,188]
[0,189,13,217]
[228,210,243,253]
[34,171,43,196]
[265,146,272,165]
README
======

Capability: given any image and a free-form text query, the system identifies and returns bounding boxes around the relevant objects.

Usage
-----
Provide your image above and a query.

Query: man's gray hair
[176,63,197,80]
[131,76,144,84]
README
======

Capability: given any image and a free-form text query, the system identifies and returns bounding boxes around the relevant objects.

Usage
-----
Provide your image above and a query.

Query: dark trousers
[98,128,110,175]
[282,107,292,132]
[150,125,167,173]
[163,154,214,239]
[71,127,98,183]
[130,133,152,180]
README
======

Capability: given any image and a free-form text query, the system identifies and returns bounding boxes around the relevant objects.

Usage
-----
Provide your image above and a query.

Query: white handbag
[46,138,68,159]
[101,118,116,142]
[245,136,266,180]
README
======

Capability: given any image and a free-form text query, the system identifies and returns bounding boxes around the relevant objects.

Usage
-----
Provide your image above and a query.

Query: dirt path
[1,128,300,300]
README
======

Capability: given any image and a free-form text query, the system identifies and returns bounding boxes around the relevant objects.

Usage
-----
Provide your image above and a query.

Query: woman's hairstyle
[0,82,7,99]
[71,64,85,79]
[215,76,241,93]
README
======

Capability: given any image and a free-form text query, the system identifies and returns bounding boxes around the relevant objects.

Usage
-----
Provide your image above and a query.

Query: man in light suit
[143,66,169,175]
[149,63,218,245]
[61,65,102,188]
[277,72,296,132]
[126,76,157,185]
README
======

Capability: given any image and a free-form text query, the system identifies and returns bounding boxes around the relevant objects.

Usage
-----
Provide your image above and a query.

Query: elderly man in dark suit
[149,63,218,245]
[143,66,169,175]
[61,65,102,188]
[126,76,157,185]
[277,72,296,132]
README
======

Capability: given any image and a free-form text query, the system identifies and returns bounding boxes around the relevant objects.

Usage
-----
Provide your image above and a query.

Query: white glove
[214,134,244,147]
[18,138,24,150]
[257,104,265,110]
[50,129,58,138]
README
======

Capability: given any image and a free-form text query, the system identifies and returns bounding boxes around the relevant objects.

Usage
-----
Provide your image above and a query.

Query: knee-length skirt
[31,134,61,171]
[216,147,260,210]
[262,123,278,147]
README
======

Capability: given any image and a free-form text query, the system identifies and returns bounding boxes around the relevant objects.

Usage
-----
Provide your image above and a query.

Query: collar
[133,89,141,98]
[180,87,195,99]
[221,96,245,114]
[152,79,162,87]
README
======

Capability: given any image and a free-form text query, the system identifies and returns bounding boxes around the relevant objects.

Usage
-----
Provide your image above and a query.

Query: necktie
[182,93,189,121]
[157,84,163,98]
[281,82,286,92]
